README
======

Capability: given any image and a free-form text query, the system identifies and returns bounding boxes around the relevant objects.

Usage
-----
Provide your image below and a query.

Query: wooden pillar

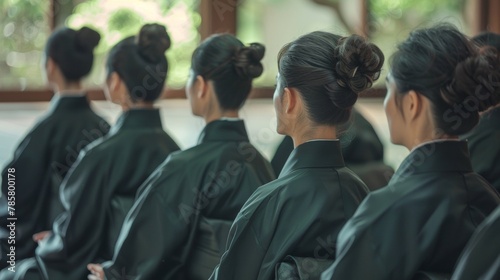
[49,0,56,30]
[487,0,500,33]
[359,0,369,37]
[199,0,238,40]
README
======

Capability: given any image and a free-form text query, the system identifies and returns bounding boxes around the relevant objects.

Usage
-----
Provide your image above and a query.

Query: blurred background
[1,0,499,169]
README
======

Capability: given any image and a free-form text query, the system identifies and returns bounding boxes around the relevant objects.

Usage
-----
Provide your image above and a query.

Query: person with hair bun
[210,31,383,280]
[87,34,274,280]
[0,23,180,280]
[0,26,108,268]
[322,24,500,280]
[460,32,500,192]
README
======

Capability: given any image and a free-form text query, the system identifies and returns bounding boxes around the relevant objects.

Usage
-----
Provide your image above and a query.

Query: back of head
[191,34,265,110]
[277,31,384,126]
[107,23,171,102]
[391,24,500,135]
[472,32,500,52]
[46,26,101,81]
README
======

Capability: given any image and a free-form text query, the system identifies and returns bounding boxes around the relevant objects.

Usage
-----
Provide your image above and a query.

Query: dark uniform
[101,120,275,280]
[461,106,500,193]
[0,109,180,280]
[451,206,500,280]
[0,94,109,268]
[322,141,500,280]
[211,140,369,280]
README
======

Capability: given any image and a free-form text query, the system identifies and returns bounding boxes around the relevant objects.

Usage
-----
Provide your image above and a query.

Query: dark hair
[191,34,265,110]
[277,31,384,126]
[107,23,171,102]
[391,24,500,135]
[472,32,500,51]
[45,26,101,81]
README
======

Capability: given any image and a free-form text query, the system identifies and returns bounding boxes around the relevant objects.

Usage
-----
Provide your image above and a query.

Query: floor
[0,98,409,171]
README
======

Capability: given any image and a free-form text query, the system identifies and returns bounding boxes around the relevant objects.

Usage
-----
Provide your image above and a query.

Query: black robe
[271,109,392,190]
[211,140,370,280]
[10,109,180,280]
[451,206,500,280]
[461,106,500,193]
[0,95,109,268]
[321,141,500,280]
[101,120,275,280]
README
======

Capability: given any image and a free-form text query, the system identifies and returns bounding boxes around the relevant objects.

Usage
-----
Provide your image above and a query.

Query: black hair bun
[442,47,500,113]
[334,34,384,94]
[137,23,171,63]
[75,27,101,52]
[233,42,265,79]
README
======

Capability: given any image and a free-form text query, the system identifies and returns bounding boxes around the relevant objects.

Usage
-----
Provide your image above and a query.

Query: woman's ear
[107,72,128,105]
[283,87,300,115]
[196,75,207,99]
[108,72,121,94]
[405,90,423,121]
[46,58,56,80]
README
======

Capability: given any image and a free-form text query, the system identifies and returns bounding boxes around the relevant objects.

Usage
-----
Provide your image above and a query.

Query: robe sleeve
[1,127,49,218]
[36,148,109,277]
[102,171,190,280]
[211,189,300,280]
[321,192,425,280]
[1,126,51,265]
[320,224,387,280]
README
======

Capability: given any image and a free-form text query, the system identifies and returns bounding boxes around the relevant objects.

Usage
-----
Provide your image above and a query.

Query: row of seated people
[0,22,499,280]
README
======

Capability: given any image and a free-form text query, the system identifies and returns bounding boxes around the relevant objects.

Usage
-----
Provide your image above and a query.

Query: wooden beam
[0,87,386,102]
[199,0,238,39]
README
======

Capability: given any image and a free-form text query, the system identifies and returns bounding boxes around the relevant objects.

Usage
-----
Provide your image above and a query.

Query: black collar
[392,140,473,182]
[110,109,163,134]
[49,94,90,113]
[280,140,345,178]
[197,120,249,144]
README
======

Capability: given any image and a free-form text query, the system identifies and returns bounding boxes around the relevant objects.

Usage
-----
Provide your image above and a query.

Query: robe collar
[279,140,345,178]
[392,140,473,182]
[197,120,249,144]
[110,109,163,134]
[49,94,90,113]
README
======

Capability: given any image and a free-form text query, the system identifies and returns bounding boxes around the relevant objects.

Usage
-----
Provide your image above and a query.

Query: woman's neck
[291,125,337,148]
[406,133,459,151]
[204,110,239,124]
[122,102,155,111]
[55,81,83,95]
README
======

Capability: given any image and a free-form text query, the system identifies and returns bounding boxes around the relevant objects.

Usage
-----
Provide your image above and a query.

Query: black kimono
[321,141,500,280]
[451,206,500,280]
[4,109,180,280]
[211,140,369,280]
[0,94,109,268]
[461,106,500,193]
[101,120,275,280]
[271,110,392,190]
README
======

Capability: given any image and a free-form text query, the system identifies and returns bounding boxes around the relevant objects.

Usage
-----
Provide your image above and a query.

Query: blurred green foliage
[0,0,50,89]
[0,0,200,90]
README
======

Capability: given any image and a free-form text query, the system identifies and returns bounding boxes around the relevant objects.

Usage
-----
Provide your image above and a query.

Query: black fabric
[101,120,275,280]
[451,206,500,280]
[461,106,500,192]
[210,140,369,280]
[271,109,392,190]
[0,95,109,269]
[322,141,500,280]
[275,256,334,280]
[11,109,180,280]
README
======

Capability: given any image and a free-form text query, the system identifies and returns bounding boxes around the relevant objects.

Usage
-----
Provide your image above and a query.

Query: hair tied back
[233,42,265,79]
[137,23,171,63]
